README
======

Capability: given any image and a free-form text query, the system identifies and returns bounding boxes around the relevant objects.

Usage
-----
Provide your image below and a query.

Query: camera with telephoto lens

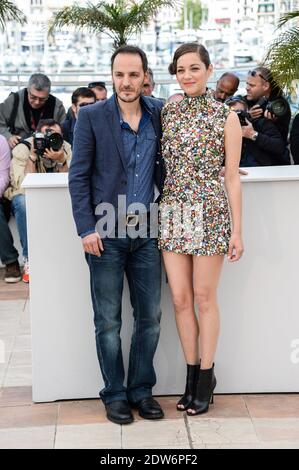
[235,110,251,127]
[33,129,64,168]
[256,96,288,118]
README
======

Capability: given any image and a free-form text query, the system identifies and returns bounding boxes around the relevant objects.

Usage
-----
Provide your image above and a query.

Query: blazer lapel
[105,96,127,175]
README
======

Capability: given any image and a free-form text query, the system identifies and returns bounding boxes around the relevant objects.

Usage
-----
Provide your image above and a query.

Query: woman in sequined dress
[159,43,244,416]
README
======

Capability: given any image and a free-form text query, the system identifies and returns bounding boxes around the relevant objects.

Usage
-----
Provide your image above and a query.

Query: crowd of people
[0,58,297,288]
[0,42,298,424]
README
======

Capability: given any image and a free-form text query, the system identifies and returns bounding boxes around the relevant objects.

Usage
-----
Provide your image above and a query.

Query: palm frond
[264,27,299,91]
[49,0,178,49]
[277,10,299,29]
[0,0,27,31]
[49,4,111,36]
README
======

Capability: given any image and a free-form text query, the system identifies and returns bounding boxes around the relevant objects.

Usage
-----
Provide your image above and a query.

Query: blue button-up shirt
[118,98,157,211]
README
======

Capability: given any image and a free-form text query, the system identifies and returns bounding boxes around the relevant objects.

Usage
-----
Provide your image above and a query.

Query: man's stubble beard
[116,91,142,103]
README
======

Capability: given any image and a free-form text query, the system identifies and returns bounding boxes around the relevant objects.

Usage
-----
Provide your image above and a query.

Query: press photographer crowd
[0,65,298,284]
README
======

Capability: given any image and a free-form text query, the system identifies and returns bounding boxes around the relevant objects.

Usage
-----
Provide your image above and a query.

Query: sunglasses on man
[78,102,92,108]
[248,70,269,82]
[88,81,106,90]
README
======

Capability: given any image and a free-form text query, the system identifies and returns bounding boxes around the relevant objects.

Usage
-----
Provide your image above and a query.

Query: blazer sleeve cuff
[80,229,96,239]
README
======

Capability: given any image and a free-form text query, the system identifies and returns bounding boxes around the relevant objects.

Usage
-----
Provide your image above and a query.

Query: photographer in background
[0,135,22,283]
[4,119,72,283]
[245,67,291,164]
[0,73,66,149]
[289,114,299,164]
[226,95,285,167]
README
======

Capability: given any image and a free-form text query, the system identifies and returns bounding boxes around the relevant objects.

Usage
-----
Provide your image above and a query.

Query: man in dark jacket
[0,73,66,149]
[62,87,96,147]
[245,67,291,164]
[290,114,299,164]
[227,96,285,166]
[69,45,165,426]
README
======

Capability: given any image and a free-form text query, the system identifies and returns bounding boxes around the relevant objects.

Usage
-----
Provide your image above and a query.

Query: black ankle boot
[177,364,200,411]
[186,363,216,416]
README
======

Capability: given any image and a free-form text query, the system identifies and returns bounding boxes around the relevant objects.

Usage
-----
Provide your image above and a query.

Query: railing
[0,69,246,105]
[0,70,298,113]
[0,66,256,89]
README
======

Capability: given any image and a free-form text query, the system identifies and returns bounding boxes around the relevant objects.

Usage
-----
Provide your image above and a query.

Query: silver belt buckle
[126,214,139,227]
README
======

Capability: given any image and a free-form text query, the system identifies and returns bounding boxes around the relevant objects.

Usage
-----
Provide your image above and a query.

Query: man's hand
[242,119,256,139]
[248,104,263,120]
[82,232,104,257]
[8,135,21,148]
[264,110,277,121]
[44,147,65,163]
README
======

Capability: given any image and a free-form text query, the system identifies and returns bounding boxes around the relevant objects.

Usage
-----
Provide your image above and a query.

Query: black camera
[33,129,63,157]
[235,110,251,126]
[256,96,288,118]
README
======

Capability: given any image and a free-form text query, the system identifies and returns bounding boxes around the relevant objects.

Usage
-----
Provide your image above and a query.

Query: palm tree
[264,11,299,92]
[49,0,177,50]
[0,0,27,31]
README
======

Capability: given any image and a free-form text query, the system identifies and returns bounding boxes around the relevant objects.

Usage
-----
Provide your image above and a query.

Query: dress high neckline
[183,88,213,104]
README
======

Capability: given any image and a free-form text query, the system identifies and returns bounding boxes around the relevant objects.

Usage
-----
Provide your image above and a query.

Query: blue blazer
[69,94,165,236]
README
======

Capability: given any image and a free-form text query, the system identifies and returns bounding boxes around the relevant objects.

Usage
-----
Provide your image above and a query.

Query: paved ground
[0,270,299,449]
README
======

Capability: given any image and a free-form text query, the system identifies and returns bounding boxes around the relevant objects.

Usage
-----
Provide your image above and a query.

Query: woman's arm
[224,111,244,262]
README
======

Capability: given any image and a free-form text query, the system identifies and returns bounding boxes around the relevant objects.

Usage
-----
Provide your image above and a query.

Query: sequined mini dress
[158,89,231,256]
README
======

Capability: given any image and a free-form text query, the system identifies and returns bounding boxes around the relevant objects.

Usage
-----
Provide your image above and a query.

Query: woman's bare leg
[192,255,224,370]
[162,251,199,365]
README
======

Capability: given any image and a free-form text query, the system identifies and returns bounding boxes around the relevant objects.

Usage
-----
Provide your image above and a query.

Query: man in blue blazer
[69,45,165,425]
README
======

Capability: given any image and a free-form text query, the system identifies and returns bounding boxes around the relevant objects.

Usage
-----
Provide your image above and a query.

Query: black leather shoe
[105,400,134,425]
[130,397,164,420]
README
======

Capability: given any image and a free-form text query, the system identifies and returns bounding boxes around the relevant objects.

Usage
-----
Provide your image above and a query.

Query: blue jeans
[0,198,19,265]
[11,194,28,260]
[85,236,162,405]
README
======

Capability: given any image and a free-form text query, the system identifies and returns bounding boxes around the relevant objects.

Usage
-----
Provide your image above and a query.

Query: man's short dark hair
[225,95,248,109]
[71,87,96,105]
[111,45,148,73]
[37,119,61,133]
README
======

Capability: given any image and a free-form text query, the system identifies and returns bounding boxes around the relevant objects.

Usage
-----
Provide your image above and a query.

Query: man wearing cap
[88,81,108,101]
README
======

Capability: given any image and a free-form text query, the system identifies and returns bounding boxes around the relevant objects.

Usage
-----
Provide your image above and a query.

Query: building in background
[1,0,299,74]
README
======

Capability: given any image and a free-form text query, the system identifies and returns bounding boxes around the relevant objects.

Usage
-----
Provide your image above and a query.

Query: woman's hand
[220,167,248,177]
[227,232,244,262]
